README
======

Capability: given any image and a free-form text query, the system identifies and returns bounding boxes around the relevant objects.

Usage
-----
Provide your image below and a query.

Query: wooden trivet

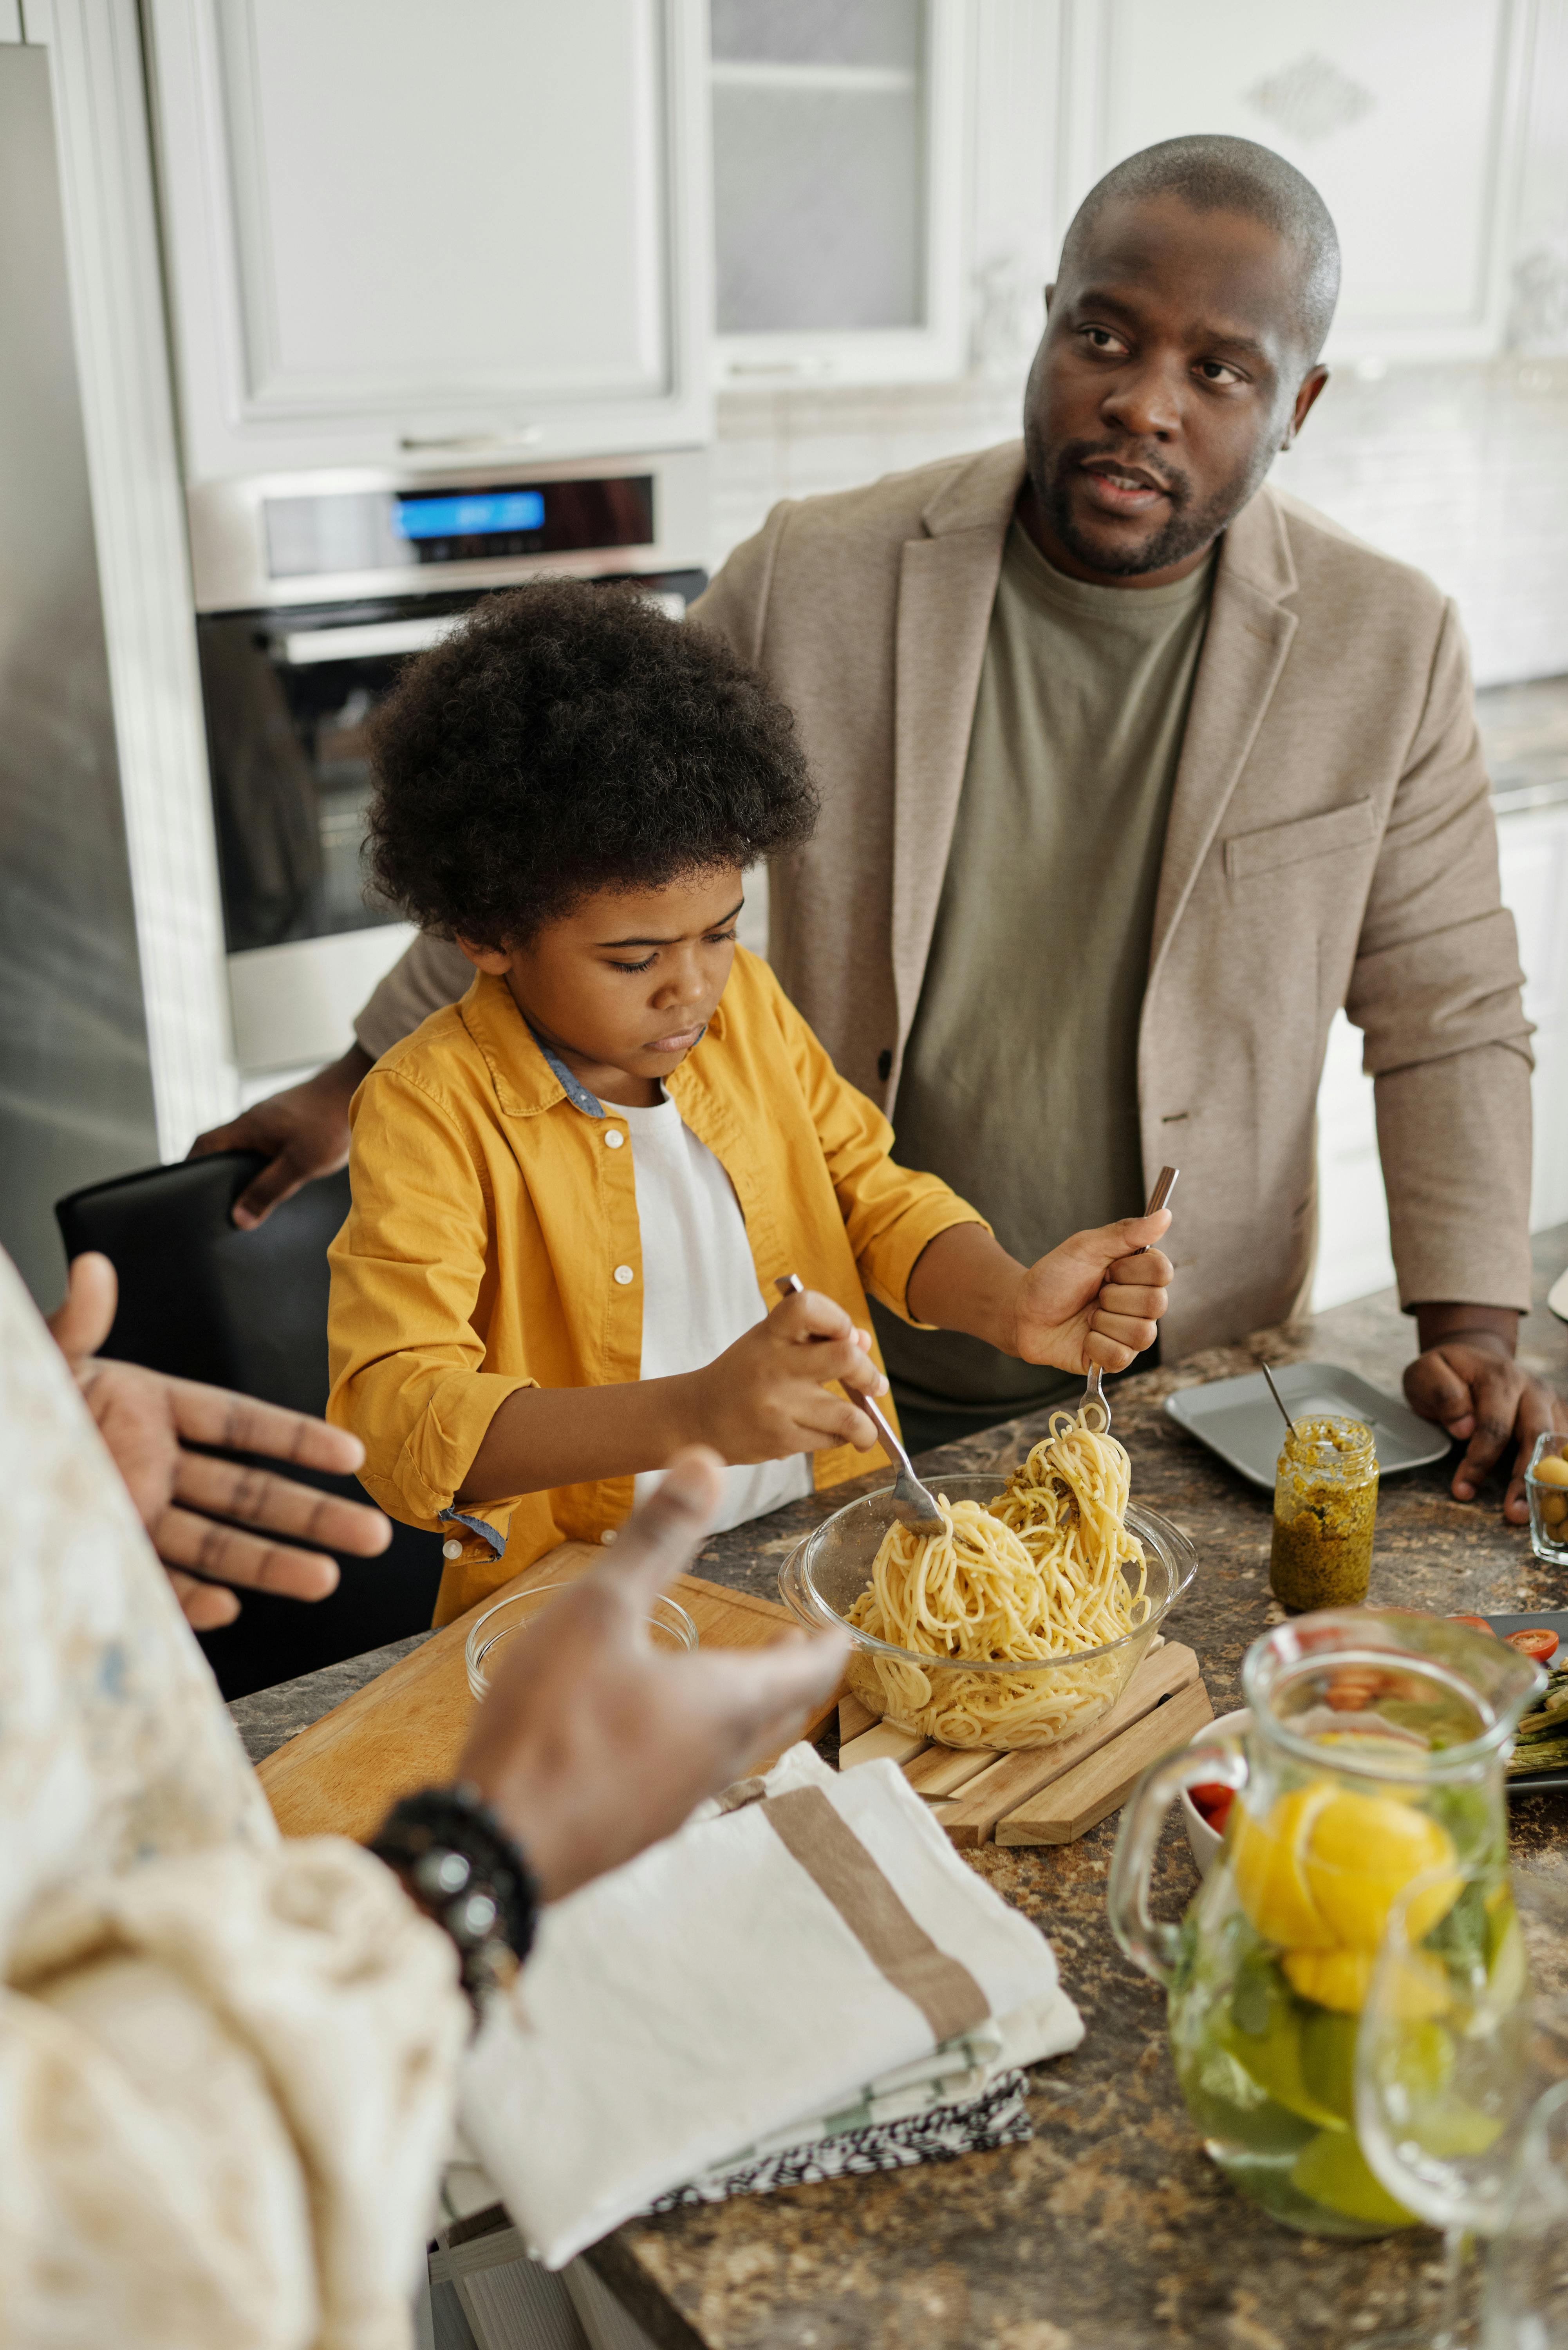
[837,1641,1210,1847]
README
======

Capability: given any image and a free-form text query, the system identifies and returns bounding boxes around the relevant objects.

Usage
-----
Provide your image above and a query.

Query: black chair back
[56,1152,443,1699]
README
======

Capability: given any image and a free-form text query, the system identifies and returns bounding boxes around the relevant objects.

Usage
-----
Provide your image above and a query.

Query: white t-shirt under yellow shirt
[619,1092,813,1531]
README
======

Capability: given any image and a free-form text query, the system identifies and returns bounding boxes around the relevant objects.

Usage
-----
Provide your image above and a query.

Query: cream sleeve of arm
[4,1839,468,2350]
[354,931,475,1063]
[1374,1041,1534,1314]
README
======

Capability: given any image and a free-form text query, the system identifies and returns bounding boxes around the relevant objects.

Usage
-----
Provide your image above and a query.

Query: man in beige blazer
[197,135,1559,1520]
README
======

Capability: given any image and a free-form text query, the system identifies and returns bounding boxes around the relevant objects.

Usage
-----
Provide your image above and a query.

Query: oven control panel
[264,474,653,579]
[187,446,708,613]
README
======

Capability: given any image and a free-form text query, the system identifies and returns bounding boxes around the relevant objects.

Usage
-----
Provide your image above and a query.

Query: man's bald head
[1020,136,1336,587]
[1061,135,1341,364]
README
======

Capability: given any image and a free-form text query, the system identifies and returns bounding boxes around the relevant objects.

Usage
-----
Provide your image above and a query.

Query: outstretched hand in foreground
[48,1249,391,1630]
[456,1447,849,1901]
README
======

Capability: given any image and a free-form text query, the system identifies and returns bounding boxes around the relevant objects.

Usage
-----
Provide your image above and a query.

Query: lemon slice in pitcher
[1232,1782,1338,1950]
[1301,1793,1461,1952]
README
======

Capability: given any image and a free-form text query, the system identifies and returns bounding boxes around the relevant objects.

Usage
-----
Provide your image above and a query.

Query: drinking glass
[1355,1866,1568,2347]
[464,1581,697,1700]
[1482,2077,1568,2345]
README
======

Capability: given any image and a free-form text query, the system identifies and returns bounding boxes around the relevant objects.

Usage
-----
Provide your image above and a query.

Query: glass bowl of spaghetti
[778,1421,1196,1751]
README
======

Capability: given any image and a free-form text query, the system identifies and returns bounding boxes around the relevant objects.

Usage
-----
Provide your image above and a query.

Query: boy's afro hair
[364,578,819,946]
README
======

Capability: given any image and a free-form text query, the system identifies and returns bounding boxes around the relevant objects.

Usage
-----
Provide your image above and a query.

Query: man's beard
[1028,432,1268,577]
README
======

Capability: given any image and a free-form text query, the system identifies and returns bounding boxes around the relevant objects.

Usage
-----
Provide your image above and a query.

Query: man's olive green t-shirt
[877,517,1215,1428]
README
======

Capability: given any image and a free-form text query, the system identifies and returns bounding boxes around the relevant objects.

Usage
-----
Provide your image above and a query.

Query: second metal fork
[1076,1166,1180,1434]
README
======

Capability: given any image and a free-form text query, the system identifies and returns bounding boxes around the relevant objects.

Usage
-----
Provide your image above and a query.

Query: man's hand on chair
[48,1251,390,1630]
[187,1043,371,1229]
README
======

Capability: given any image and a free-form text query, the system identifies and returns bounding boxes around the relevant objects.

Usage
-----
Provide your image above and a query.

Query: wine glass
[1355,1865,1568,2348]
[1481,2076,1568,2345]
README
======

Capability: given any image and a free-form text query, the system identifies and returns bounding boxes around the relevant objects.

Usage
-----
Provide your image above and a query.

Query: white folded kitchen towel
[458,1744,1083,2267]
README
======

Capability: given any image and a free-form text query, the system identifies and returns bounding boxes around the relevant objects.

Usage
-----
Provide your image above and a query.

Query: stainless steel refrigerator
[0,44,155,1305]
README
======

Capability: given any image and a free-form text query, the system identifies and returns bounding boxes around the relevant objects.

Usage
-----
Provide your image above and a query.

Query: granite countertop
[231,1228,1568,2348]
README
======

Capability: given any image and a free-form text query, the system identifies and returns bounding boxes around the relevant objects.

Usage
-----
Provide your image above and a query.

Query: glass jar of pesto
[1270,1416,1378,1611]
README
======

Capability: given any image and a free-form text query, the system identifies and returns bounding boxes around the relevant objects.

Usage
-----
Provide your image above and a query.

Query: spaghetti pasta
[845,1410,1152,1749]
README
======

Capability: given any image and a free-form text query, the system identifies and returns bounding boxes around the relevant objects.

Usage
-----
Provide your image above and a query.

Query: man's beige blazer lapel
[890,444,1025,1059]
[1146,488,1299,991]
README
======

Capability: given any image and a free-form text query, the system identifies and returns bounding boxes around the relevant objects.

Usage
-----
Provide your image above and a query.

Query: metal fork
[774,1273,945,1533]
[1076,1166,1180,1434]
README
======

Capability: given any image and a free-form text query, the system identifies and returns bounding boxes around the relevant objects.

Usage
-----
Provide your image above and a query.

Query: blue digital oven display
[393,490,546,541]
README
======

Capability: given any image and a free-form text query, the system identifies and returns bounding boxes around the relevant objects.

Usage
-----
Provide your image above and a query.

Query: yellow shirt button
[600,1527,618,1544]
[613,1264,634,1284]
[442,1538,463,1559]
[604,1128,625,1148]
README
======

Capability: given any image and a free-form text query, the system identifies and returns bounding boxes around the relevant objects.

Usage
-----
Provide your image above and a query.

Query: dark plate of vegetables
[1465,1612,1568,1789]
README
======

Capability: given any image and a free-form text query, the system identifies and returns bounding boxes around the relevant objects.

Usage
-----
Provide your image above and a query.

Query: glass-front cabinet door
[710,0,971,385]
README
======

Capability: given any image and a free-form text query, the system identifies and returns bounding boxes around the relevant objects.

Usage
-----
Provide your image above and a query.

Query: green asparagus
[1508,1662,1568,1778]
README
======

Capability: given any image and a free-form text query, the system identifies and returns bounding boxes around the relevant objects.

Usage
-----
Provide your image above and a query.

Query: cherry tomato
[1505,1627,1559,1661]
[1448,1615,1496,1636]
[1189,1783,1234,1834]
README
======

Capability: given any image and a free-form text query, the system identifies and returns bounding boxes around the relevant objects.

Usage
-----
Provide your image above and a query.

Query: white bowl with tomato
[1181,1709,1250,1877]
[1180,1621,1565,1869]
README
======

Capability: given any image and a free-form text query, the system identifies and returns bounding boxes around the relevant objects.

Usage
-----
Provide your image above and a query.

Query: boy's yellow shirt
[327,949,988,1622]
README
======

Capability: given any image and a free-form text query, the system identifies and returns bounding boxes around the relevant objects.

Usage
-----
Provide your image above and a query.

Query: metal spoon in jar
[773,1273,945,1534]
[1259,1359,1297,1435]
[1077,1166,1180,1435]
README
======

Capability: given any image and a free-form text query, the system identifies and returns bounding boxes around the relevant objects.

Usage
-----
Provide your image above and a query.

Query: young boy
[327,584,1173,1623]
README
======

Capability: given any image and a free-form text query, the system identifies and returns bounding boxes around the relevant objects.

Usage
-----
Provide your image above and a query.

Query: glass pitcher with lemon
[1108,1610,1544,2238]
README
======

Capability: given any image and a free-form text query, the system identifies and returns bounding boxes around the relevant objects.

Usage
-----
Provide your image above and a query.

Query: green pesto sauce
[1270,1415,1378,1611]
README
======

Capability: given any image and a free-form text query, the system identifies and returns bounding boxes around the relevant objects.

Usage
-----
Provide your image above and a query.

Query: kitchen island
[233,1229,1568,2350]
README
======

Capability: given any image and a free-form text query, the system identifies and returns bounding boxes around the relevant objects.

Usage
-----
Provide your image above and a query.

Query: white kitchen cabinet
[710,0,971,387]
[1310,1010,1395,1314]
[966,0,1544,374]
[1057,0,1537,365]
[1311,786,1568,1312]
[1498,788,1568,1232]
[145,0,713,482]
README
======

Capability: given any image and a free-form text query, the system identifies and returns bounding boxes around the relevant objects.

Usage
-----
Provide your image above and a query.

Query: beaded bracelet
[370,1781,539,2014]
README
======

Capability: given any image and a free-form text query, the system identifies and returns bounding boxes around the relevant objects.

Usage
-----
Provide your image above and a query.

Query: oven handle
[271,614,467,666]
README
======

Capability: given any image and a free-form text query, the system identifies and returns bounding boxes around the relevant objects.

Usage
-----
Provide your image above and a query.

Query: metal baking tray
[1163,1359,1449,1491]
[1489,1610,1568,1796]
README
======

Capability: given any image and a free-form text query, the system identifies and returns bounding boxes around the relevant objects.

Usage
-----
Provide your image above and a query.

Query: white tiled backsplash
[714,356,1568,689]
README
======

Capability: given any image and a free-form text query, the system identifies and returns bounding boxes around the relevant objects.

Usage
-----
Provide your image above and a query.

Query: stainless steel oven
[190,447,708,1075]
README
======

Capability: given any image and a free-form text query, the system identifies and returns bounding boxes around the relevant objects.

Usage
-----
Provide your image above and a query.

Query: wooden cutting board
[996,1675,1214,1845]
[931,1643,1203,1848]
[834,1642,1208,1849]
[256,1542,840,1844]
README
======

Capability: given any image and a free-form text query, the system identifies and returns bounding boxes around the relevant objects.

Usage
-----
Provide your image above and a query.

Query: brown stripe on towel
[761,1785,990,2043]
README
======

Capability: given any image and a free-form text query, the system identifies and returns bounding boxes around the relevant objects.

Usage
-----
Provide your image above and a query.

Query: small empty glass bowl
[778,1471,1196,1751]
[464,1580,698,1700]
